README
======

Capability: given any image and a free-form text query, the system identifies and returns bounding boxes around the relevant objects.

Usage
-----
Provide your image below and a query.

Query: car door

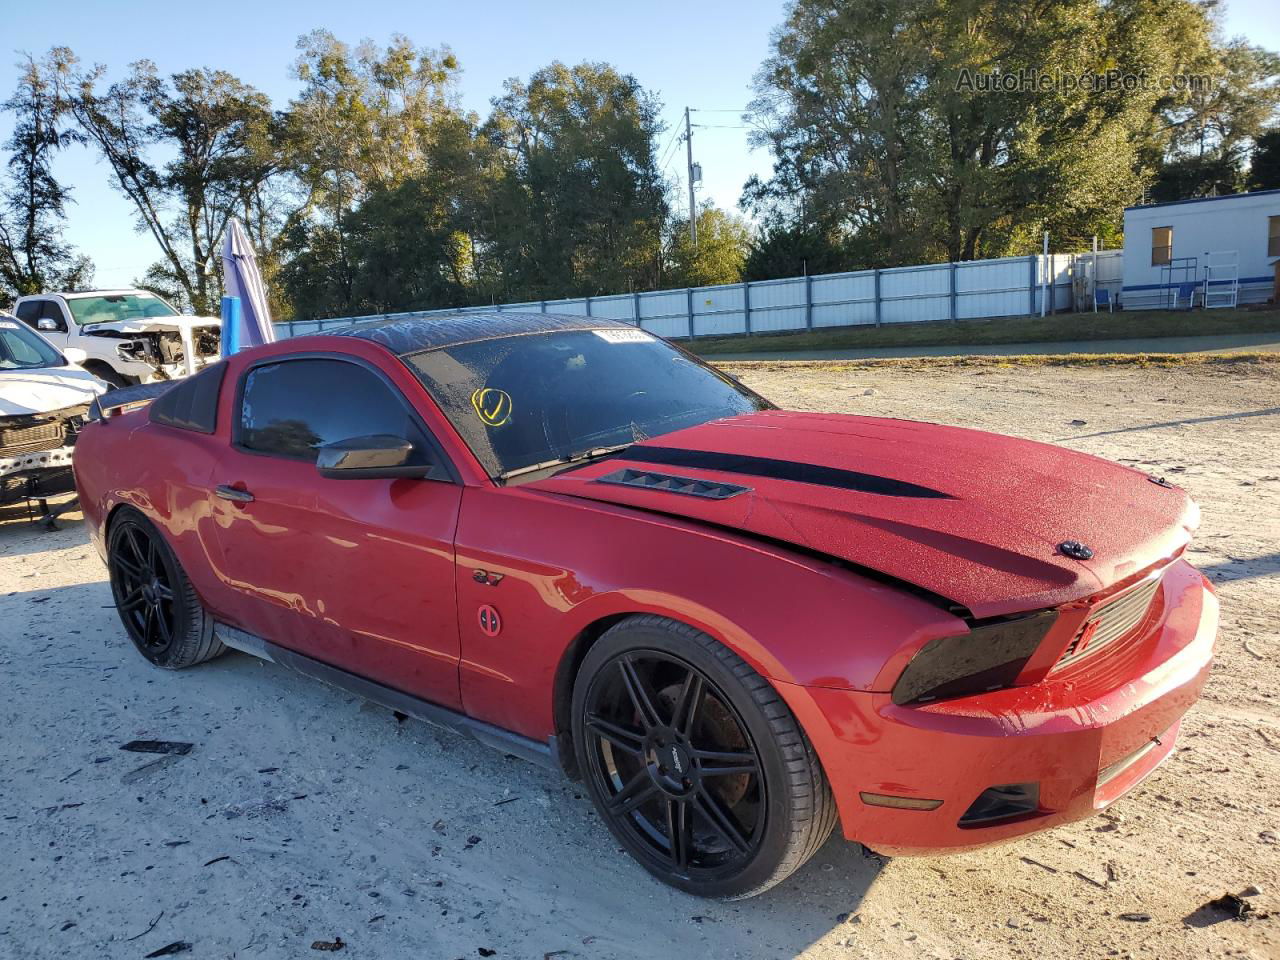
[208,352,464,710]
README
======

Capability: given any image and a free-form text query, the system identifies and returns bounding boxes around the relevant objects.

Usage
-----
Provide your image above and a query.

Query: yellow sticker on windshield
[471,387,513,427]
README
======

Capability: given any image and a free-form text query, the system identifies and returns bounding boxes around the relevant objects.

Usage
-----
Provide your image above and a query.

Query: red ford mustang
[75,313,1218,899]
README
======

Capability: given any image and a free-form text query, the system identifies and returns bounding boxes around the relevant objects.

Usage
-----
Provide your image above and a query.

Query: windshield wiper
[498,442,635,482]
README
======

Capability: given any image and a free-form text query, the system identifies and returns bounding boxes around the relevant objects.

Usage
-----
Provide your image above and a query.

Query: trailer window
[1269,216,1280,258]
[1151,226,1172,266]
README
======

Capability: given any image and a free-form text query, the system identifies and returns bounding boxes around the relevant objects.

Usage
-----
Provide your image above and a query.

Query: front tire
[571,615,837,899]
[107,507,224,669]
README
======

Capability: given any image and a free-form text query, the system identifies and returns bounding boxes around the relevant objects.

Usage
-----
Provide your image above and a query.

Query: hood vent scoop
[595,467,750,501]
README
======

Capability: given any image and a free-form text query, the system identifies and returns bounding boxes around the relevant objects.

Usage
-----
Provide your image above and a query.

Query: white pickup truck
[0,314,108,512]
[12,289,221,387]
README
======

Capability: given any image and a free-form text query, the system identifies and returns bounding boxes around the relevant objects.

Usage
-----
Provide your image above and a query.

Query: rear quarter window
[148,362,226,434]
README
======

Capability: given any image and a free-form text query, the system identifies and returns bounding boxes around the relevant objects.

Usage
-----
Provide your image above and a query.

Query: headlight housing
[892,609,1058,705]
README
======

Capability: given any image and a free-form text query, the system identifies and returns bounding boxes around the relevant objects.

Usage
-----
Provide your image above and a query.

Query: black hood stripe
[618,446,955,499]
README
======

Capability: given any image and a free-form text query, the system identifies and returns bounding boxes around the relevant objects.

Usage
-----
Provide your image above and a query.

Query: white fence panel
[746,278,806,332]
[879,264,951,324]
[588,294,639,322]
[637,290,689,339]
[544,298,588,315]
[692,284,745,337]
[811,272,876,327]
[276,247,1127,340]
[956,257,1029,319]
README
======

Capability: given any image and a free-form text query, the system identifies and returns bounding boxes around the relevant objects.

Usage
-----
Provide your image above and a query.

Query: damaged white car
[0,315,108,510]
[12,289,221,388]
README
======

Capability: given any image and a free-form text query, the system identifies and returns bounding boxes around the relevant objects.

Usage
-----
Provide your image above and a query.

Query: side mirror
[63,347,88,366]
[316,434,432,480]
[37,317,60,331]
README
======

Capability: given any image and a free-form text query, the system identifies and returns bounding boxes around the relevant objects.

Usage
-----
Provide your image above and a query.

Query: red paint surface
[533,412,1198,619]
[72,333,1218,853]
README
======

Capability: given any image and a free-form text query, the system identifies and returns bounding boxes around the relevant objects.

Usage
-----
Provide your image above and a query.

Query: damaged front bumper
[1,404,90,506]
[0,444,78,505]
[776,559,1218,856]
[89,325,222,382]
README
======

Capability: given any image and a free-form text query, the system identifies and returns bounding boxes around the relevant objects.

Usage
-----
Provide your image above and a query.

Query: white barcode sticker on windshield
[592,328,653,344]
[0,320,18,329]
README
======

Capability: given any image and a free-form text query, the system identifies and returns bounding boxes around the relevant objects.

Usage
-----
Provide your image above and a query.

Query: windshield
[0,316,63,370]
[66,293,177,326]
[406,328,773,479]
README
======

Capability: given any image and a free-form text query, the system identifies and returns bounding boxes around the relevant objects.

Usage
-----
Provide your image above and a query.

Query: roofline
[1124,188,1280,212]
[15,288,169,300]
[337,310,637,356]
[56,289,161,298]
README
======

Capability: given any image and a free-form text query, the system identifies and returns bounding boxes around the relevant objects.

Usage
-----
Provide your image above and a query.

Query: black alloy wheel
[573,616,837,899]
[585,649,766,876]
[110,517,178,657]
[107,508,224,669]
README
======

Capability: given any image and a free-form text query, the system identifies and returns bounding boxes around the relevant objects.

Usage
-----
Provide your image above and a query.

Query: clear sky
[4,0,1278,290]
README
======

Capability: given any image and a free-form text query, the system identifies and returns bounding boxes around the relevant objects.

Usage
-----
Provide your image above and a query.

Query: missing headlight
[891,609,1058,705]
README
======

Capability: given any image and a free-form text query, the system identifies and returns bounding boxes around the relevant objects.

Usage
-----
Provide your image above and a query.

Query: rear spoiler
[87,380,176,422]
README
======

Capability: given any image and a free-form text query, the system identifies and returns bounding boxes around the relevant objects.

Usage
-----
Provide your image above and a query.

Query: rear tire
[107,507,224,669]
[571,615,837,899]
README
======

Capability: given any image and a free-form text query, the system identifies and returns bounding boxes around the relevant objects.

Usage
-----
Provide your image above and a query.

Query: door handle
[215,484,254,503]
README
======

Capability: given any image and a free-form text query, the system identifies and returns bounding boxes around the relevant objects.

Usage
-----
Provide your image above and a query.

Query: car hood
[0,365,108,416]
[82,315,220,335]
[528,411,1197,618]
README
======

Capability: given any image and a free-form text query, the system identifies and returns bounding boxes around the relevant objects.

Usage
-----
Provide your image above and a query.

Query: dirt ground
[1,357,1277,960]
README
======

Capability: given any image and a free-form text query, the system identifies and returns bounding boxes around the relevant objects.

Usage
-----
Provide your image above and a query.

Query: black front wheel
[572,615,837,899]
[107,507,224,669]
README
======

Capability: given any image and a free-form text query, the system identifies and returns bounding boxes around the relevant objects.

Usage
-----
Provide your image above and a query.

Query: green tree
[342,113,486,314]
[282,31,470,317]
[1155,38,1280,196]
[744,0,929,265]
[664,206,750,287]
[62,51,277,313]
[1250,129,1280,189]
[741,220,850,281]
[745,0,1242,264]
[0,51,92,300]
[482,61,668,299]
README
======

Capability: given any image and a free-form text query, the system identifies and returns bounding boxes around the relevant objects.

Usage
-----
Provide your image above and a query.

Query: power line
[656,124,684,170]
[658,130,685,172]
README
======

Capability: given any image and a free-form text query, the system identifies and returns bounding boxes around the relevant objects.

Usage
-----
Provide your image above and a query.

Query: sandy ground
[1,357,1277,960]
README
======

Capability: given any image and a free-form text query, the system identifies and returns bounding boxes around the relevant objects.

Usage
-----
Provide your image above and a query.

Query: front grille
[1055,573,1163,670]
[0,418,65,456]
[0,405,89,459]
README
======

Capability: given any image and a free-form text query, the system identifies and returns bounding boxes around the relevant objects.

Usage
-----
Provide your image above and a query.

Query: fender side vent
[595,467,750,501]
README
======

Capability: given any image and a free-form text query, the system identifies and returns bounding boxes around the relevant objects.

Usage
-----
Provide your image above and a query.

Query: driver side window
[17,300,67,332]
[14,300,42,328]
[237,357,438,471]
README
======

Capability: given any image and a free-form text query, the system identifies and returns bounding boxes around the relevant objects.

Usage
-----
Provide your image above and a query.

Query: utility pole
[684,106,697,247]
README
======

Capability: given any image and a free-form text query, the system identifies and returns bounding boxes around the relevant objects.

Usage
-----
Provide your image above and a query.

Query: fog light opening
[958,782,1041,826]
[859,792,943,811]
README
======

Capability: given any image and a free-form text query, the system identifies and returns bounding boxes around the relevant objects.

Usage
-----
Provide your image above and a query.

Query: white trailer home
[1121,189,1280,309]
